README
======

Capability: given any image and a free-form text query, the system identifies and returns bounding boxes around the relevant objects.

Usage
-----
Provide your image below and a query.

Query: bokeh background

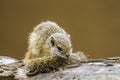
[0,0,120,59]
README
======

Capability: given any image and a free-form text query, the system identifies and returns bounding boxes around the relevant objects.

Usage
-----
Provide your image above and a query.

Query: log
[0,56,120,80]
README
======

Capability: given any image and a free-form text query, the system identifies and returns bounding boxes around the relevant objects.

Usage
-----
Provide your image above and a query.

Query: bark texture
[0,56,120,80]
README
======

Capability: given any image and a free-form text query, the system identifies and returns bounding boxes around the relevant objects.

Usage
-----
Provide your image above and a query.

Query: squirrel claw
[26,67,39,76]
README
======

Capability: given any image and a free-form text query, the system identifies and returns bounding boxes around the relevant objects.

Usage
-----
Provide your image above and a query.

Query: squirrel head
[45,33,72,58]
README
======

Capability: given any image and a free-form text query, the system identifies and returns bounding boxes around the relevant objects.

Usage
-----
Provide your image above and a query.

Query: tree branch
[0,56,120,80]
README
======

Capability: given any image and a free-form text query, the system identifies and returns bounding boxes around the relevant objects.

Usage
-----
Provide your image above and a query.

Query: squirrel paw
[26,66,39,76]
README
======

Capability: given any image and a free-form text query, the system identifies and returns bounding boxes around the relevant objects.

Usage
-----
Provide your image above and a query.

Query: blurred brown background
[0,0,120,59]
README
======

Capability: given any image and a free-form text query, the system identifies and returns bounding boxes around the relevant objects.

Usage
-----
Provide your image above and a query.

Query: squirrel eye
[57,46,62,51]
[51,39,55,46]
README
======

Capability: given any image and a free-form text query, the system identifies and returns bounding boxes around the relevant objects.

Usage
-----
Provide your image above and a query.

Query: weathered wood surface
[0,56,120,80]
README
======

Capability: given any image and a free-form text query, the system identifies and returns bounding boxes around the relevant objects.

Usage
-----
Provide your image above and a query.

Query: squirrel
[24,21,73,76]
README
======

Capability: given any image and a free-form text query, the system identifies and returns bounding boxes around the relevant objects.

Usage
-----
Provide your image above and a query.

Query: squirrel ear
[68,34,71,39]
[68,34,71,38]
[51,37,55,46]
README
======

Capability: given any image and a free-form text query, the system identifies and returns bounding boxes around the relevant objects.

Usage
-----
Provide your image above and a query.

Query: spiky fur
[24,21,72,76]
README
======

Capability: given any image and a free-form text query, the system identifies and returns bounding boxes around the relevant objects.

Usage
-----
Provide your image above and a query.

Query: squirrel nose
[66,54,70,57]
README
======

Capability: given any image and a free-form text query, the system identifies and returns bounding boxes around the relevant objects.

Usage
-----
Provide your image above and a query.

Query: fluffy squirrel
[24,21,73,76]
[24,21,87,76]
